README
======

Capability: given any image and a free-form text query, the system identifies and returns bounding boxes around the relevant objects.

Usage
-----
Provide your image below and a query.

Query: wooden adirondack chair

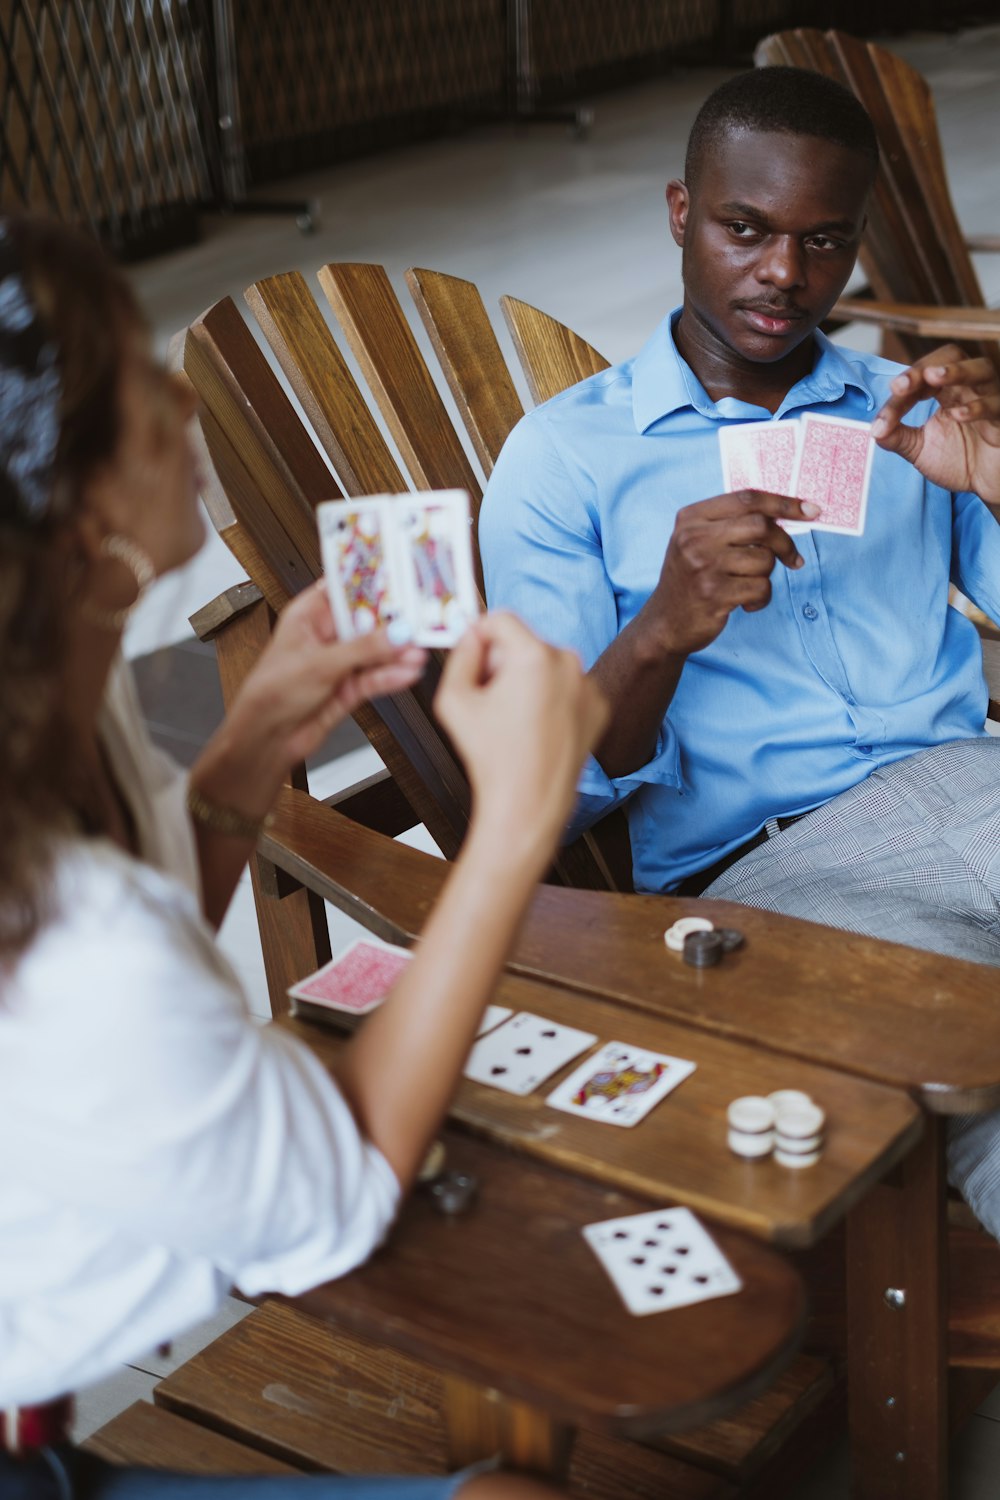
[180,267,638,1008]
[755,28,1000,369]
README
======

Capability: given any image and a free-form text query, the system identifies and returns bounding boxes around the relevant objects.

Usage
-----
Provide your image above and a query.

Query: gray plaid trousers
[703,737,1000,1237]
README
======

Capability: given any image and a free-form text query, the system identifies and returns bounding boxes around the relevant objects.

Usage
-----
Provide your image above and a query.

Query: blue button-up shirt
[479,312,1000,893]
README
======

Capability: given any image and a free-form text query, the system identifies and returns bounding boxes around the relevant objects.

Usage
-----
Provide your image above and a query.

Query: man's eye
[807,236,842,252]
[728,222,758,239]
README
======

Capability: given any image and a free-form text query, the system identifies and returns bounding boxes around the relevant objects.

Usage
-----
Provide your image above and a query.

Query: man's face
[667,128,872,366]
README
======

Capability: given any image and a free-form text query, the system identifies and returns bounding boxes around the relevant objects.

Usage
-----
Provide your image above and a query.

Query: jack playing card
[318,489,478,647]
[583,1206,742,1316]
[318,498,404,640]
[463,1012,597,1096]
[288,937,411,1016]
[545,1040,696,1127]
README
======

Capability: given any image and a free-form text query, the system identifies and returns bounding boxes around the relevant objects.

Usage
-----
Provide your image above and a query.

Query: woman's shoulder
[11,836,236,1025]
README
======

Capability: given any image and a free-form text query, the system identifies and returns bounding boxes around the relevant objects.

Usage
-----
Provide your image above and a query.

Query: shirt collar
[631,309,878,434]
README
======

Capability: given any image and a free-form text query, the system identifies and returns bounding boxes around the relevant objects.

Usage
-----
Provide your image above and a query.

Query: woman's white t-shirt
[0,663,399,1404]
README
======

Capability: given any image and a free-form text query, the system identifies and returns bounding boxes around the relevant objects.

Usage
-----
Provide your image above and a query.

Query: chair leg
[442,1375,574,1480]
[250,853,332,1016]
[846,1118,948,1499]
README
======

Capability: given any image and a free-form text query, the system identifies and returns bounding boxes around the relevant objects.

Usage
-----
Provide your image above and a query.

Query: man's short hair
[685,67,880,188]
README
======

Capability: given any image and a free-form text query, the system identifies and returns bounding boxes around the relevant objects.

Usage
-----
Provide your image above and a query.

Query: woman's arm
[333,612,608,1190]
[188,582,427,927]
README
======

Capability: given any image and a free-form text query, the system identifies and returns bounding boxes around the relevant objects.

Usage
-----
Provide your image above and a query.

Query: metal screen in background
[518,0,721,101]
[235,0,507,184]
[0,0,214,257]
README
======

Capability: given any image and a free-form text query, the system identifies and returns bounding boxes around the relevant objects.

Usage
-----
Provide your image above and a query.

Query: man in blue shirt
[481,67,1000,1226]
[481,66,1000,912]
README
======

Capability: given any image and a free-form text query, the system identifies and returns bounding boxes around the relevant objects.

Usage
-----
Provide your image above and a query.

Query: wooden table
[264,788,1000,1498]
[288,1127,807,1476]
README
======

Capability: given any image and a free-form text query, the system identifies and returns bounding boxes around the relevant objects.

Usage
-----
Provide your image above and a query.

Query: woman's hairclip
[0,221,62,527]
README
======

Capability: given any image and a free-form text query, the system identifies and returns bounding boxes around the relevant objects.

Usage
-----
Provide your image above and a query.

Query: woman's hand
[197,582,427,822]
[873,345,1000,504]
[435,611,609,861]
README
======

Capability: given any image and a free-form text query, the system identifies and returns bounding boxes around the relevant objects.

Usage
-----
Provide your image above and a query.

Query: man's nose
[757,235,805,290]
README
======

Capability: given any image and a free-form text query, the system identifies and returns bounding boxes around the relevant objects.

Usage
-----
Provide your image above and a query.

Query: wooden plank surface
[83,1401,299,1476]
[261,786,1000,1110]
[156,1303,742,1496]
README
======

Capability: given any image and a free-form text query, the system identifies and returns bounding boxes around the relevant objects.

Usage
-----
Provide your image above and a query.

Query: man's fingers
[687,489,820,524]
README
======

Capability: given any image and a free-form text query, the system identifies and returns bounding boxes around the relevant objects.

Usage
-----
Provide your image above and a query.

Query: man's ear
[666,180,689,247]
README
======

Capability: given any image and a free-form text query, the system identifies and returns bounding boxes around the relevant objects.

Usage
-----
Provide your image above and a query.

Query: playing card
[288,937,411,1015]
[789,413,874,536]
[719,421,800,495]
[545,1040,695,1127]
[318,498,406,638]
[583,1206,742,1317]
[476,1004,513,1038]
[396,491,478,647]
[463,1012,597,1096]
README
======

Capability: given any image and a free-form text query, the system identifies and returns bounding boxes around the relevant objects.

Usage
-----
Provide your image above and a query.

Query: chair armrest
[966,236,1000,255]
[189,580,264,643]
[323,768,418,838]
[831,297,1000,342]
[260,786,448,941]
[981,639,1000,723]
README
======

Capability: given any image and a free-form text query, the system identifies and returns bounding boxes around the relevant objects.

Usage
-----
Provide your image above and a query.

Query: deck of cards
[719,413,874,537]
[317,488,478,647]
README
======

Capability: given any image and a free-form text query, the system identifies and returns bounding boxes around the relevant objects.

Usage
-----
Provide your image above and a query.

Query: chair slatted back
[500,295,611,405]
[755,29,996,367]
[405,267,526,478]
[318,262,484,513]
[245,271,407,499]
[189,267,628,892]
[185,297,472,860]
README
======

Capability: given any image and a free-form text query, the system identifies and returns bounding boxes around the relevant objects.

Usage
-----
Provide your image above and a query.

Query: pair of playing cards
[719,412,874,537]
[288,937,513,1040]
[317,489,479,647]
[463,1016,696,1128]
[583,1206,741,1317]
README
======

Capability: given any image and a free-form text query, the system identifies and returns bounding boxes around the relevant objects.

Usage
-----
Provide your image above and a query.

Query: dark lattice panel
[523,0,722,90]
[0,0,213,255]
[238,0,506,182]
[727,0,796,34]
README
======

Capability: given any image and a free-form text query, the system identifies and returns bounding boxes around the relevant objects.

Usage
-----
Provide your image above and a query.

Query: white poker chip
[728,1128,774,1159]
[768,1089,814,1114]
[417,1140,446,1182]
[664,917,714,952]
[727,1096,776,1134]
[775,1146,822,1169]
[772,1102,825,1139]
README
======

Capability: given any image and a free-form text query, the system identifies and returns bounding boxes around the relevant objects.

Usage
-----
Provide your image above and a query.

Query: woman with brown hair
[0,215,607,1500]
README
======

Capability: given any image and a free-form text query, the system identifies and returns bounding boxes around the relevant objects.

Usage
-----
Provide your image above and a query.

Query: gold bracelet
[187,784,275,842]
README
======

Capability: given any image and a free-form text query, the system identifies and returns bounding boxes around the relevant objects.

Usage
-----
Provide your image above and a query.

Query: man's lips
[736,304,808,336]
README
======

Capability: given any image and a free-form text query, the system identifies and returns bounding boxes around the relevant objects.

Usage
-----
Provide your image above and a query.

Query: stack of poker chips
[663,917,745,966]
[727,1090,826,1168]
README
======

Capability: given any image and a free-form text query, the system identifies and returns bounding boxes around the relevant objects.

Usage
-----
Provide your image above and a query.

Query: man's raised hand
[651,490,820,656]
[873,344,1000,505]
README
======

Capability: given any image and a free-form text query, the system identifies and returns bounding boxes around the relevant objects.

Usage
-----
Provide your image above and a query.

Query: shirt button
[802,603,819,621]
[858,743,873,755]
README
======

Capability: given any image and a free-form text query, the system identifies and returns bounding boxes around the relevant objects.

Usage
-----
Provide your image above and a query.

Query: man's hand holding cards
[318,488,479,647]
[719,413,875,537]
